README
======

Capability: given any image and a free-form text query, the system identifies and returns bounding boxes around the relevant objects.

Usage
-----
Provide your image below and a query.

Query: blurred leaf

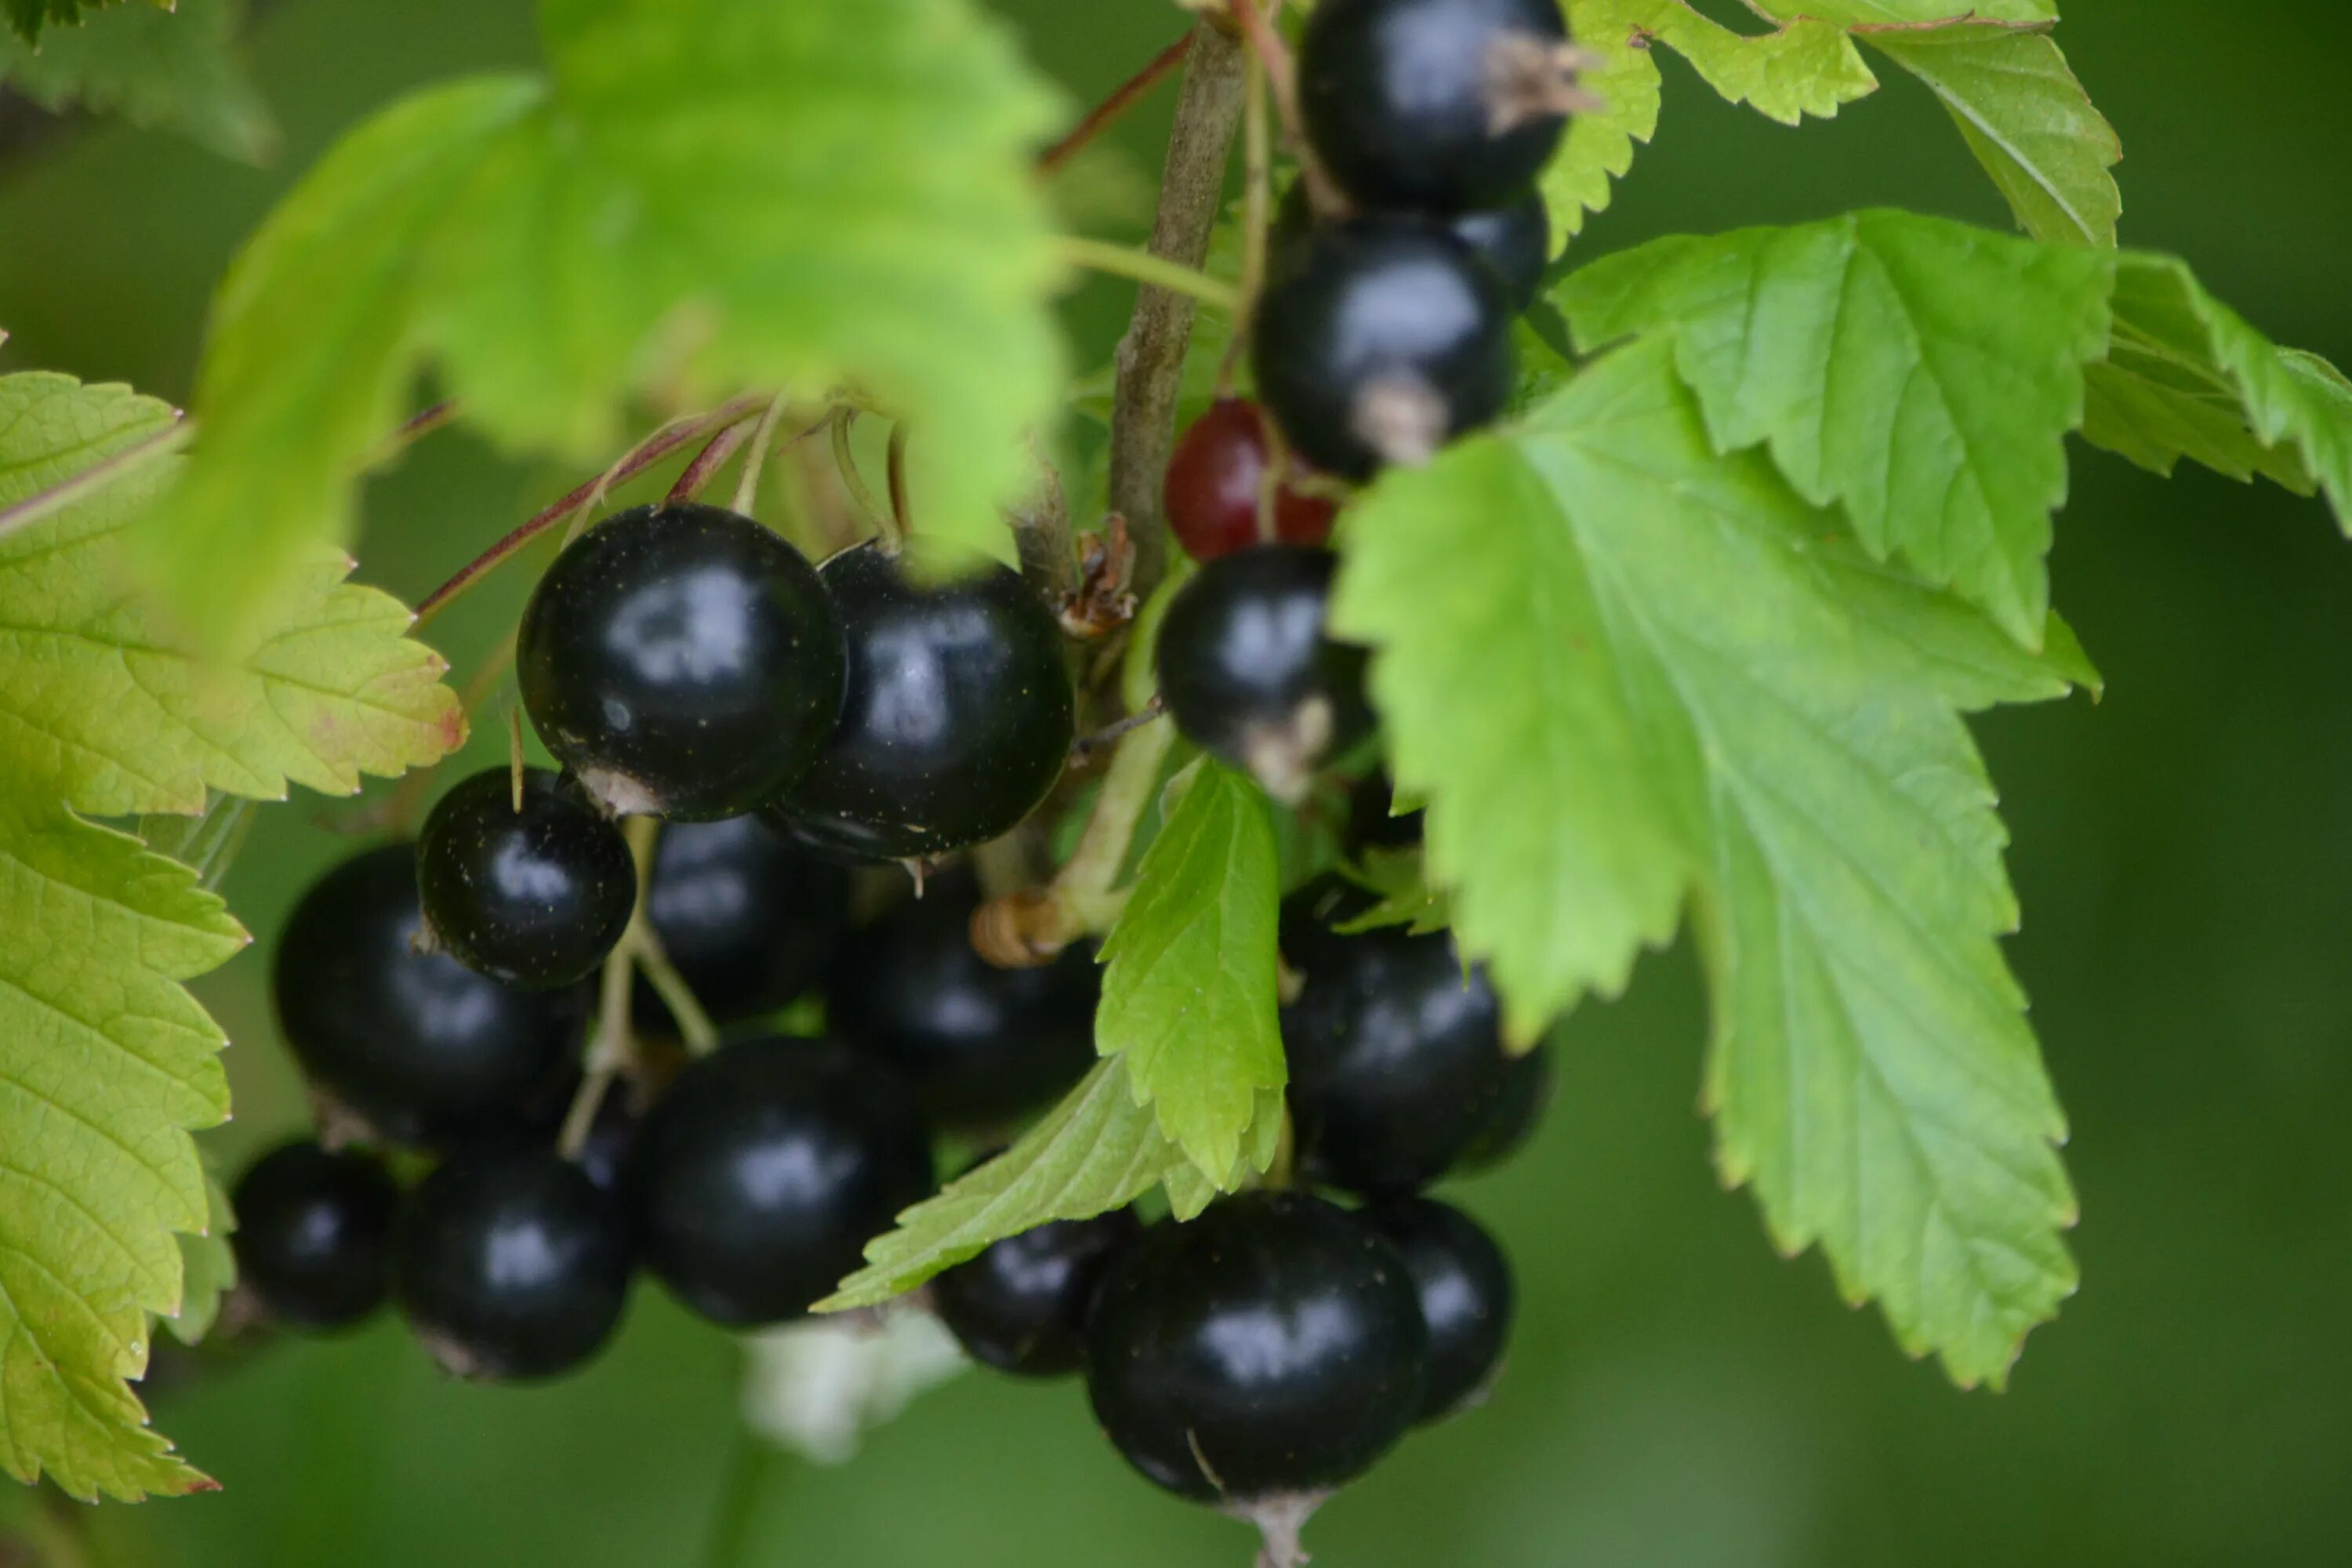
[1334,848,1453,938]
[1561,210,2114,644]
[1333,340,2083,1386]
[2084,252,2352,523]
[165,1167,237,1348]
[818,1059,1183,1310]
[1544,0,1876,250]
[1863,24,2120,249]
[0,0,275,162]
[1096,759,1285,1181]
[3,0,166,45]
[0,371,461,1497]
[140,0,1065,647]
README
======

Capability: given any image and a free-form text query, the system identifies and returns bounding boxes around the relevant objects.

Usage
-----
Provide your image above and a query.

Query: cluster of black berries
[1156,0,1580,800]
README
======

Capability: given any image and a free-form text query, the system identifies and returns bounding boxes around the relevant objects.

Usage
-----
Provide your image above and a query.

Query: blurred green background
[5,2,2351,1564]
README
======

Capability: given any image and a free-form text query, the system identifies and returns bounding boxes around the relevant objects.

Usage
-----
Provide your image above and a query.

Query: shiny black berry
[767,541,1074,863]
[517,502,845,821]
[230,1141,398,1331]
[826,870,1097,1131]
[631,814,851,1033]
[1272,183,1549,314]
[934,1206,1141,1377]
[627,1036,935,1327]
[393,1149,633,1382]
[1253,218,1515,479]
[1458,1040,1553,1172]
[1282,913,1513,1195]
[1360,1196,1514,1422]
[1083,1191,1428,1503]
[274,844,584,1147]
[1156,545,1372,803]
[1300,0,1581,214]
[416,767,635,989]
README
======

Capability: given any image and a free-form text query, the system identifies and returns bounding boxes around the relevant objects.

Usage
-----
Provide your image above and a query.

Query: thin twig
[414,394,768,626]
[832,411,897,552]
[731,394,796,516]
[1106,16,1251,599]
[669,419,757,503]
[1231,0,1345,216]
[885,423,913,540]
[1070,697,1165,763]
[1059,236,1241,311]
[363,399,459,469]
[1037,31,1196,175]
[1218,37,1274,395]
[559,817,663,1157]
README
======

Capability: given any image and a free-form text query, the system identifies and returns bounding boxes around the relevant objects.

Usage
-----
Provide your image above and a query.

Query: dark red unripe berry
[1164,399,1339,563]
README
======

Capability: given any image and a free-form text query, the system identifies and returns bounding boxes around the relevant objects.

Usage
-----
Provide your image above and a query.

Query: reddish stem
[413,395,768,627]
[1037,32,1195,175]
[1230,0,1345,216]
[667,420,755,503]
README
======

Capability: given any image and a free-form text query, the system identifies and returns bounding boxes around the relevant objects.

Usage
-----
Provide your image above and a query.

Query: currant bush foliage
[0,374,459,1496]
[0,0,274,161]
[139,0,1067,648]
[1,0,161,45]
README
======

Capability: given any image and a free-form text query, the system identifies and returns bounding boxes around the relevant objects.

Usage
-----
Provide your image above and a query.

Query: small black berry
[1156,545,1372,803]
[631,813,851,1033]
[1254,218,1515,479]
[274,844,584,1147]
[1082,1191,1428,1503]
[416,766,636,989]
[933,1206,1141,1378]
[393,1149,633,1382]
[1272,183,1550,314]
[230,1141,398,1331]
[1360,1196,1515,1422]
[767,541,1075,863]
[1458,1040,1553,1172]
[517,502,845,821]
[627,1036,935,1327]
[1282,909,1513,1195]
[826,869,1097,1131]
[1300,0,1583,214]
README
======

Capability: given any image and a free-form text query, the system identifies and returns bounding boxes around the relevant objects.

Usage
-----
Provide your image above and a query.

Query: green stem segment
[1057,235,1240,313]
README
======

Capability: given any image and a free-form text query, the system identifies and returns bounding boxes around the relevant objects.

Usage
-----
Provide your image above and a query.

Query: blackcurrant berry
[1360,1196,1515,1422]
[1156,545,1372,803]
[631,813,851,1033]
[933,1206,1141,1378]
[1272,183,1550,314]
[627,1036,935,1327]
[571,1088,642,1195]
[1457,1040,1552,1172]
[1300,0,1582,214]
[1164,398,1338,564]
[1083,1190,1428,1503]
[274,844,585,1147]
[826,870,1097,1131]
[1253,217,1515,478]
[765,541,1075,863]
[393,1149,633,1382]
[416,767,636,989]
[230,1141,398,1331]
[517,502,845,821]
[1282,913,1513,1195]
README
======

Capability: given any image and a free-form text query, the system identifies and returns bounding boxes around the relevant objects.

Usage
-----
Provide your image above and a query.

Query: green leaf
[141,0,1066,648]
[1334,339,2081,1386]
[1861,24,2120,249]
[164,1167,236,1348]
[1544,0,1876,249]
[1160,1088,1285,1221]
[1757,0,2054,22]
[2083,253,2352,523]
[0,371,462,1496]
[1334,848,1454,938]
[0,0,276,162]
[1095,760,1285,1182]
[818,1059,1185,1311]
[0,793,238,1498]
[4,0,165,45]
[2,375,465,815]
[1561,210,2114,645]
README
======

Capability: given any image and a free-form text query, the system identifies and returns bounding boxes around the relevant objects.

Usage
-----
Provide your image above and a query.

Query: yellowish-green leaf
[164,1167,237,1348]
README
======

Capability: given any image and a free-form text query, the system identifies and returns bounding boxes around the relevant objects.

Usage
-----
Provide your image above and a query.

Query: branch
[1108,16,1250,601]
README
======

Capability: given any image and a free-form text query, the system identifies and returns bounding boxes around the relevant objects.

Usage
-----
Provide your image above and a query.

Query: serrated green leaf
[1160,1088,1285,1221]
[1336,339,2080,1386]
[2,375,465,815]
[1544,0,1876,249]
[1759,0,2054,22]
[0,793,238,1498]
[164,1167,236,1348]
[818,1059,1185,1311]
[0,0,276,162]
[1561,210,2114,645]
[1096,759,1285,1181]
[140,0,1066,647]
[4,0,166,45]
[2082,253,2352,524]
[1863,24,2119,249]
[0,371,460,1496]
[1334,848,1454,938]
